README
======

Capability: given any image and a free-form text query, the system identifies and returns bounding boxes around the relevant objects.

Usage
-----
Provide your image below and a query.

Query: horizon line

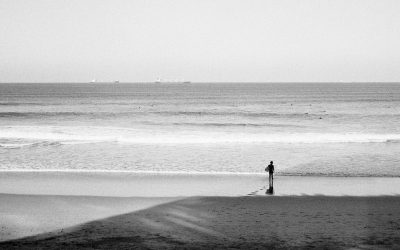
[1,81,400,84]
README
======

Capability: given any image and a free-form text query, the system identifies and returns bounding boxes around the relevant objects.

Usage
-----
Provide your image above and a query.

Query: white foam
[0,143,33,149]
[1,125,400,145]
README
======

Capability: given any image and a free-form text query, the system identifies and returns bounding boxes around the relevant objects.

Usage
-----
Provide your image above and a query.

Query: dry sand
[1,194,400,249]
[0,194,178,242]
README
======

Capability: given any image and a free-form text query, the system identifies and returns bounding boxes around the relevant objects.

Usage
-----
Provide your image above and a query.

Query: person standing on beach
[265,161,274,190]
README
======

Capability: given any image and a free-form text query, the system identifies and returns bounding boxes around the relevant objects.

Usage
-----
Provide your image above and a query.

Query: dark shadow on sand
[1,196,400,249]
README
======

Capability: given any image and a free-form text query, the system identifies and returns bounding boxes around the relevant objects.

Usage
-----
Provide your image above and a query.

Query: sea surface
[1,83,400,177]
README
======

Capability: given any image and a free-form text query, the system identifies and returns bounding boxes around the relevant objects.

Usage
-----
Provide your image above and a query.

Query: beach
[1,195,400,249]
[1,172,400,249]
[2,0,400,247]
[1,83,400,248]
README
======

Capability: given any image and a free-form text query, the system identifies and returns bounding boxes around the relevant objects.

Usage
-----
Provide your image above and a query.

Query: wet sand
[1,171,400,197]
[1,195,400,249]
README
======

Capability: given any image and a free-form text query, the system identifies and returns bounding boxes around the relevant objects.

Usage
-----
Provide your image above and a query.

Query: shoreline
[1,171,400,197]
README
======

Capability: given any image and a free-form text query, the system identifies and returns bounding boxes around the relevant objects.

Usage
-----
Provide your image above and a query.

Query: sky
[1,0,400,83]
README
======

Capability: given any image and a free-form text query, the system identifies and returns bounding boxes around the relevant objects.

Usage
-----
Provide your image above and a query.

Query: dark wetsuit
[267,163,274,188]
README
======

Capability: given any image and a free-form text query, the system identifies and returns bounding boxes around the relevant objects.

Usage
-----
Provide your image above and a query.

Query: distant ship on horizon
[155,78,191,84]
[89,79,119,84]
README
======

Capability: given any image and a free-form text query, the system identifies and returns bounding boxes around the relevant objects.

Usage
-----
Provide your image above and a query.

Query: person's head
[270,161,273,164]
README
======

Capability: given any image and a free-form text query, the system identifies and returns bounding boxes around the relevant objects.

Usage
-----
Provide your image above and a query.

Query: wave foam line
[1,169,399,178]
[1,126,400,144]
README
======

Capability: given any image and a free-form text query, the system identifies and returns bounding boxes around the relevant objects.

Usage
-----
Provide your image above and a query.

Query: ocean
[1,82,400,177]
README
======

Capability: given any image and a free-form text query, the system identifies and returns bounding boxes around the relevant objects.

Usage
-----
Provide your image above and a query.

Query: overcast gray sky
[1,0,400,82]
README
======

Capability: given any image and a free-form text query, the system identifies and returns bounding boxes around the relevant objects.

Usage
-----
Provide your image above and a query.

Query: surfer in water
[265,161,274,194]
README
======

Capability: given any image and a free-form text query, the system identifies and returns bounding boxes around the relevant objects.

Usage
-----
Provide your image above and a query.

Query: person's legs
[269,174,272,188]
[271,173,273,187]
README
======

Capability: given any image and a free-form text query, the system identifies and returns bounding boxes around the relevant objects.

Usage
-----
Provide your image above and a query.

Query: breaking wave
[1,126,400,145]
